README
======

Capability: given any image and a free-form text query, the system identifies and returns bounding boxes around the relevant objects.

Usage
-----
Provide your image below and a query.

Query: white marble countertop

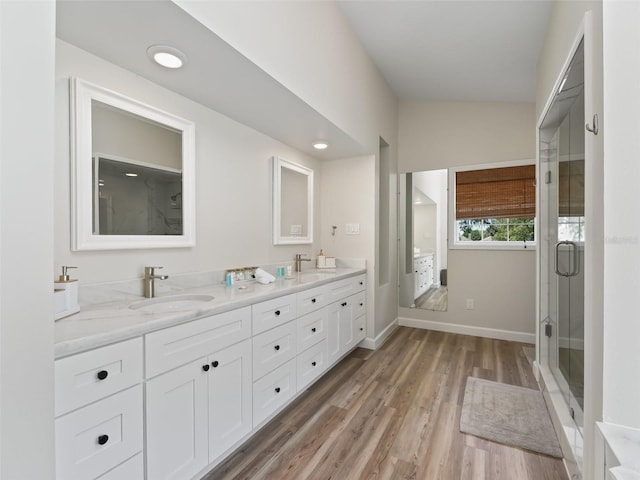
[55,267,365,359]
[598,422,640,477]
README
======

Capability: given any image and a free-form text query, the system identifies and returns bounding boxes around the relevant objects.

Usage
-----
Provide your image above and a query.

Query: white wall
[56,40,324,284]
[173,1,399,340]
[399,101,535,172]
[0,1,56,478]
[174,1,397,151]
[320,156,376,334]
[398,101,537,339]
[602,0,640,431]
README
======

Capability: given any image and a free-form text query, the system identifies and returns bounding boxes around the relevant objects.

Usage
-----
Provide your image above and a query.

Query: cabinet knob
[97,434,109,446]
[359,303,363,307]
[360,327,364,331]
[275,310,281,316]
[341,302,347,307]
[202,364,210,372]
[311,298,317,303]
[211,361,219,368]
[359,281,363,285]
[96,370,108,381]
[311,327,316,333]
[274,345,280,351]
[275,387,281,393]
[312,361,317,367]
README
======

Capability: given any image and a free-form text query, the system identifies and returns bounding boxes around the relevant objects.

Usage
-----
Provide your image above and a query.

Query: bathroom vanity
[53,268,366,480]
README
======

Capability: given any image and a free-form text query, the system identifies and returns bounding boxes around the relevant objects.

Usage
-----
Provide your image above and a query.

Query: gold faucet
[144,266,169,298]
[294,253,311,272]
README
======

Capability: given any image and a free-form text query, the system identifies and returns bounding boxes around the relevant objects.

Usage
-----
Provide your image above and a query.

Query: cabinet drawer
[351,291,366,319]
[97,453,143,480]
[253,321,297,380]
[297,308,328,352]
[253,359,296,427]
[326,274,365,303]
[297,340,327,392]
[145,306,251,378]
[55,337,142,416]
[252,293,297,335]
[56,385,143,480]
[297,284,328,316]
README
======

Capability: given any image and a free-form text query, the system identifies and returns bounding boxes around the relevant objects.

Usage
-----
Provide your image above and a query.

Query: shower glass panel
[539,40,585,431]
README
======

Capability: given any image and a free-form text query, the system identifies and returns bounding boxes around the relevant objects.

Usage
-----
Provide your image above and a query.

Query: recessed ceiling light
[312,141,329,150]
[124,172,138,177]
[147,45,187,69]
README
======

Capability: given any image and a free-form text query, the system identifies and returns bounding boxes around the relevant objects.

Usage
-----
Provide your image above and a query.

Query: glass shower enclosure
[539,40,585,432]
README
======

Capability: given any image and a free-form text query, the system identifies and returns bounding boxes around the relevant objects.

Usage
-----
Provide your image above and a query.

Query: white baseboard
[398,317,535,344]
[360,318,399,350]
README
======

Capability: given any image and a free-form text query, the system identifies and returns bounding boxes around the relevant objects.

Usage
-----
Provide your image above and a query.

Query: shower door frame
[535,11,604,477]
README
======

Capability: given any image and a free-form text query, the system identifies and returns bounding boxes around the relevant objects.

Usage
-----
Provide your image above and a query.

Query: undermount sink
[297,271,337,283]
[129,294,214,313]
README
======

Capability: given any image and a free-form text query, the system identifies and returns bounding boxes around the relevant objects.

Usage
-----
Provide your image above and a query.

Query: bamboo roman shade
[456,165,536,220]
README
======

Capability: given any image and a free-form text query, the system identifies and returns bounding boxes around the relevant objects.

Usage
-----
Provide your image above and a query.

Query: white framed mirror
[272,156,313,245]
[70,78,195,250]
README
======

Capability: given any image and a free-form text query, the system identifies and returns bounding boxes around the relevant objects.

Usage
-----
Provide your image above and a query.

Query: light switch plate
[345,223,360,235]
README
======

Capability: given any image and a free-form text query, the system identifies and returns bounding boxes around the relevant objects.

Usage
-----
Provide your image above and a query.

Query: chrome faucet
[294,253,311,272]
[144,266,169,298]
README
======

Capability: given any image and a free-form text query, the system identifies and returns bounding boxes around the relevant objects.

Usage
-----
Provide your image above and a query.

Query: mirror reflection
[280,167,308,238]
[399,169,449,311]
[272,156,313,245]
[92,100,183,236]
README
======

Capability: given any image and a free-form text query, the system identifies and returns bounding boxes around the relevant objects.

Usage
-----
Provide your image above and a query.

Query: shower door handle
[554,241,580,277]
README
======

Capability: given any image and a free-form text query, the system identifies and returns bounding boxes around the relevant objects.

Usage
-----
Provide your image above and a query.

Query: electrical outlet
[466,298,474,310]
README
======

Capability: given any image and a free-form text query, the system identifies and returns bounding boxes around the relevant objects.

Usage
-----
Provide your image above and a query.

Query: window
[450,161,536,248]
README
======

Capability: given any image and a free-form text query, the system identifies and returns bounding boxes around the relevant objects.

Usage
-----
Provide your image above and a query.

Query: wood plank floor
[202,327,568,480]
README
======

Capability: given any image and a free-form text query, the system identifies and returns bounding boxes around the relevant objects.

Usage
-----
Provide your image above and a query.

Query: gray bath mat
[460,377,562,458]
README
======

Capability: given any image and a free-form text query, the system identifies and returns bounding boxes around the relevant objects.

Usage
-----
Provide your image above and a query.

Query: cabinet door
[208,339,252,462]
[339,299,355,354]
[146,359,209,480]
[327,302,342,365]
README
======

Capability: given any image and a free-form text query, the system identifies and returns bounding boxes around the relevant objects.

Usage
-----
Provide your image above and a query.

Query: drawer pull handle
[341,302,347,307]
[274,345,280,351]
[311,327,316,333]
[202,364,210,372]
[359,281,363,285]
[275,387,281,393]
[312,361,317,367]
[359,303,364,307]
[211,361,219,368]
[96,370,109,381]
[275,310,281,316]
[97,435,109,446]
[311,298,316,303]
[360,327,364,331]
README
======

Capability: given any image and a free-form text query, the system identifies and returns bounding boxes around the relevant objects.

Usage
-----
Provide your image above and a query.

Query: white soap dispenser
[54,266,80,320]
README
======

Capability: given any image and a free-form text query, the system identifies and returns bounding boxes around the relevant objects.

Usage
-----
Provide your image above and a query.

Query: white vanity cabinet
[146,339,252,480]
[54,338,144,480]
[413,254,434,299]
[55,270,367,480]
[327,275,366,365]
[145,309,253,480]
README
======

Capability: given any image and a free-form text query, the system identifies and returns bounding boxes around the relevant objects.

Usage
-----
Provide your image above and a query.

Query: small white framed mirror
[70,78,196,250]
[273,156,313,245]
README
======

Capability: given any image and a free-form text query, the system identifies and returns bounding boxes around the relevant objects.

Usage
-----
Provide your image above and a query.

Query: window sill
[449,242,537,251]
